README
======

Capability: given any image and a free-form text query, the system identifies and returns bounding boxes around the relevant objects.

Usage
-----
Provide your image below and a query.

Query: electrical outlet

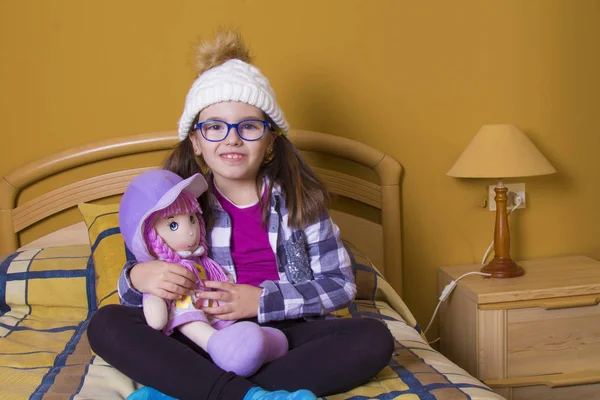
[488,183,526,211]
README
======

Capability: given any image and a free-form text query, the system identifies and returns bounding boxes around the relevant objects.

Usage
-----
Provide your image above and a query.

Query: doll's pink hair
[143,190,228,282]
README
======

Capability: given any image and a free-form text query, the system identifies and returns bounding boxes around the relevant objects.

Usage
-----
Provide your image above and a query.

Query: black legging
[87,305,394,400]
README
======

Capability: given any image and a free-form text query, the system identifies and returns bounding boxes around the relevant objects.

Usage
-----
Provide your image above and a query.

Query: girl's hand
[129,260,197,301]
[194,281,262,320]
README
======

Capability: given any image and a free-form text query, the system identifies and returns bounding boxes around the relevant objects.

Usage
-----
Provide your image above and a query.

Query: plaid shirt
[118,184,356,323]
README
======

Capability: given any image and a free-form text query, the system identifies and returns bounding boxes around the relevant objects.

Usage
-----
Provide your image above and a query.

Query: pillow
[78,203,133,308]
[0,245,93,313]
[344,241,383,301]
[341,241,420,332]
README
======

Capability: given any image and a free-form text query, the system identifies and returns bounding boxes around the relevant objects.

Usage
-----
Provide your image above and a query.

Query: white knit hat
[177,59,289,140]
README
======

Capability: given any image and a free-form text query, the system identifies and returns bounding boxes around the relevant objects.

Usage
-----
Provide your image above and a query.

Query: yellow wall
[2,0,599,338]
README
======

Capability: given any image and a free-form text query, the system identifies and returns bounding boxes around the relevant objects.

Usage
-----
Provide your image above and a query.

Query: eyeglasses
[194,119,272,142]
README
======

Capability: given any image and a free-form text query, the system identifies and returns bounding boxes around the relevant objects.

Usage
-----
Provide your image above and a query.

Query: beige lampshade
[447,124,557,178]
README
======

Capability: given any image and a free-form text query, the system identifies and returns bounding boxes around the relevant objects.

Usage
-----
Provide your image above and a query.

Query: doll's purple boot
[207,321,288,377]
[261,326,288,361]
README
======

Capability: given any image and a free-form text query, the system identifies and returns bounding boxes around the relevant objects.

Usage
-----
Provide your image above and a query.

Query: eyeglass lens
[200,120,266,141]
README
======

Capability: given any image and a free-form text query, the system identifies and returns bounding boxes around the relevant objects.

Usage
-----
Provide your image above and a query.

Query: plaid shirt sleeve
[258,211,357,323]
[117,260,143,307]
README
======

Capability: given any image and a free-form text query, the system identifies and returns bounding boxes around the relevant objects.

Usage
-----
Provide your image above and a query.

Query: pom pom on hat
[194,29,252,75]
[178,30,289,140]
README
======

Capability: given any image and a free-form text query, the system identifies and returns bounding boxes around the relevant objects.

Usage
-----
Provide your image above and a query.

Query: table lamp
[447,124,556,278]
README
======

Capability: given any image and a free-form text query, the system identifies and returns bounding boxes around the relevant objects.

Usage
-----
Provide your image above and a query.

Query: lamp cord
[424,193,523,345]
[423,271,491,339]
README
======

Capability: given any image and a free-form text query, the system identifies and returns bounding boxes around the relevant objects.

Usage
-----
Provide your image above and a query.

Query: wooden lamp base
[481,256,525,278]
[482,181,525,279]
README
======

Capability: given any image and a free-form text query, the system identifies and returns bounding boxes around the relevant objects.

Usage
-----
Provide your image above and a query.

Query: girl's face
[189,102,274,187]
[154,212,200,253]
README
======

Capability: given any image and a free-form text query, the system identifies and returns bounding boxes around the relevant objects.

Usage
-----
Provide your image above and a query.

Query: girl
[87,30,394,400]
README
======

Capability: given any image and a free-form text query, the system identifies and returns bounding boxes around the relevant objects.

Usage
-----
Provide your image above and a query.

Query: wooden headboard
[0,130,403,293]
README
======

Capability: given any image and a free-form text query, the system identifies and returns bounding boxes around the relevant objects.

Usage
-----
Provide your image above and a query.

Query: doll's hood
[119,170,208,262]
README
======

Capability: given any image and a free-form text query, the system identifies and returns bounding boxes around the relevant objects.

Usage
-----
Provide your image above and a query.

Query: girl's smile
[220,152,245,161]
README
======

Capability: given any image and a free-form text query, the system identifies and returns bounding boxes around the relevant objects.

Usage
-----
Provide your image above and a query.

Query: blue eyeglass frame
[194,119,272,142]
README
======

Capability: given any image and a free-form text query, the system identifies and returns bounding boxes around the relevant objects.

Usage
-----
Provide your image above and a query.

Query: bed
[0,130,504,399]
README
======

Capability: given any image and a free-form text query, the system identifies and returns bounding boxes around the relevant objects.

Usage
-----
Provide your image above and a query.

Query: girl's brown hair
[258,127,329,229]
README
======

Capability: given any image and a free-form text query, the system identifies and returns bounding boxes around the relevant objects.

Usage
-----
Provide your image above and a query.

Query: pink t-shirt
[213,184,280,286]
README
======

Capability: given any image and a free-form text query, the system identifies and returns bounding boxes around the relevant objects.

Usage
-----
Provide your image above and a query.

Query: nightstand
[438,256,600,400]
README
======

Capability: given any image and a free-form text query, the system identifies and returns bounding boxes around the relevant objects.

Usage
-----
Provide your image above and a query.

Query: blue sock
[127,385,317,400]
[126,386,177,400]
[243,386,317,400]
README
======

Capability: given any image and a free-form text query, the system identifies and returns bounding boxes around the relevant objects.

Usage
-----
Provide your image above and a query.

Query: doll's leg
[177,320,216,349]
[143,293,168,330]
[261,327,288,361]
[180,320,269,377]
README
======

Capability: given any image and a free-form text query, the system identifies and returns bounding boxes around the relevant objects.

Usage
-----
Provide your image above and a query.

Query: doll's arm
[120,263,169,329]
[143,294,169,330]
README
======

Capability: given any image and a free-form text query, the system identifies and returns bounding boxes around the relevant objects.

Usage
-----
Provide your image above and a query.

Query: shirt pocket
[283,233,314,284]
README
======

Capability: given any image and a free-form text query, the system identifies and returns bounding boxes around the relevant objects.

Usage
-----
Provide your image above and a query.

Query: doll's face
[154,212,201,253]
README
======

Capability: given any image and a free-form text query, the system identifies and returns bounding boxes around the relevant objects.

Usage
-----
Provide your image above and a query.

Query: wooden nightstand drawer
[507,302,600,377]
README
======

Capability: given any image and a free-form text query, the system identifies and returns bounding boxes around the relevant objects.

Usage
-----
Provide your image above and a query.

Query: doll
[118,169,288,377]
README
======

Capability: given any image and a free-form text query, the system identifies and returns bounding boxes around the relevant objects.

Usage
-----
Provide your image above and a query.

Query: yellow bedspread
[0,245,502,399]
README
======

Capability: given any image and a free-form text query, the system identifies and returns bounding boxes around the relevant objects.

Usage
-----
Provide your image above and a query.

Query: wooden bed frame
[0,130,403,293]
